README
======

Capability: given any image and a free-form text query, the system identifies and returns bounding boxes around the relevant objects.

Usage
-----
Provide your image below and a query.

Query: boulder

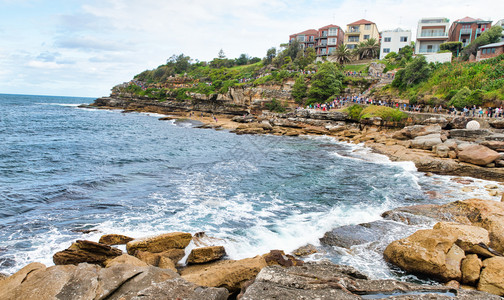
[99,234,134,246]
[181,255,267,292]
[489,119,504,129]
[262,250,303,267]
[104,254,148,268]
[444,243,465,281]
[480,140,504,151]
[458,145,500,166]
[53,240,122,266]
[485,133,504,142]
[292,244,318,257]
[134,249,185,266]
[433,144,450,158]
[392,124,441,140]
[240,261,498,300]
[187,246,226,264]
[411,133,443,150]
[422,117,448,128]
[320,220,411,249]
[478,257,504,296]
[449,129,491,141]
[126,232,192,255]
[129,278,229,300]
[0,262,46,298]
[158,256,177,272]
[461,254,482,285]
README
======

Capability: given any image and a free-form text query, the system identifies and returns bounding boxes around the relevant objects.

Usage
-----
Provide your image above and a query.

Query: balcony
[460,28,472,35]
[418,32,448,38]
[418,47,439,53]
[347,27,360,33]
[476,28,486,35]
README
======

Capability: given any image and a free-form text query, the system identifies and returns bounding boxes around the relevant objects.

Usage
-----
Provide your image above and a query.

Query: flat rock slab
[126,232,192,254]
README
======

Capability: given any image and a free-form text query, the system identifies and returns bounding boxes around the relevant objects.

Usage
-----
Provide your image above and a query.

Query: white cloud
[26,60,65,69]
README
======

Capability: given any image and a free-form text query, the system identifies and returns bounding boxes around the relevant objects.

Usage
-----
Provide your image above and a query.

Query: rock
[488,189,499,196]
[423,117,448,128]
[480,140,504,151]
[292,244,317,257]
[158,256,177,272]
[411,133,443,150]
[240,261,498,300]
[449,117,474,130]
[384,223,489,282]
[485,184,499,189]
[449,129,491,141]
[458,145,500,166]
[445,280,461,289]
[489,119,504,129]
[192,232,224,247]
[262,250,303,267]
[320,220,411,249]
[126,232,192,255]
[461,254,482,285]
[104,254,148,268]
[134,249,185,266]
[434,144,450,158]
[53,240,122,266]
[181,255,267,292]
[392,124,441,140]
[485,133,504,142]
[187,246,226,264]
[99,234,134,246]
[478,257,504,296]
[0,262,46,298]
[130,278,229,300]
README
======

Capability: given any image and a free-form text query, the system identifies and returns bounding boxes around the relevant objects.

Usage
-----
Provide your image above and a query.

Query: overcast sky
[0,0,503,98]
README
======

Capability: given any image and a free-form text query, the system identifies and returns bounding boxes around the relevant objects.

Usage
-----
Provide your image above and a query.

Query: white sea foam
[36,103,84,107]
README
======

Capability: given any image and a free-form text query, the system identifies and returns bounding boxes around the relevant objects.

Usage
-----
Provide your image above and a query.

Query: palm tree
[356,38,380,60]
[332,44,352,65]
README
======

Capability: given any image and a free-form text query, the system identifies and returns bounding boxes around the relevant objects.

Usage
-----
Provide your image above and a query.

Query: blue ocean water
[0,93,499,278]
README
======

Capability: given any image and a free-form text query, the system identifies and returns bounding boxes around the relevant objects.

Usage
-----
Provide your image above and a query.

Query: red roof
[318,24,341,30]
[455,16,482,23]
[348,19,374,26]
[296,29,318,35]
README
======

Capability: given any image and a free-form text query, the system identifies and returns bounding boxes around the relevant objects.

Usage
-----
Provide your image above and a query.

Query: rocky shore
[4,96,502,299]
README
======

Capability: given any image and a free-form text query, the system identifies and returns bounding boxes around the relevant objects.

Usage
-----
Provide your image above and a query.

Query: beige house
[344,19,380,49]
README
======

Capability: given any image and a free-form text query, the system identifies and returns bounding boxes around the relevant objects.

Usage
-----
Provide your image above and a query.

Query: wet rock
[320,220,410,249]
[292,244,318,257]
[187,246,226,264]
[458,145,500,166]
[192,232,224,247]
[461,254,482,285]
[262,250,303,267]
[53,240,122,266]
[181,255,267,293]
[99,234,134,246]
[126,232,192,255]
[104,254,148,268]
[130,278,229,300]
[240,261,498,300]
[478,256,504,296]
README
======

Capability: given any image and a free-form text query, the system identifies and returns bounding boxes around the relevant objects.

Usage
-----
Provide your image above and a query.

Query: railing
[418,32,448,37]
[476,28,486,35]
[460,28,472,35]
[418,47,439,53]
[348,28,360,33]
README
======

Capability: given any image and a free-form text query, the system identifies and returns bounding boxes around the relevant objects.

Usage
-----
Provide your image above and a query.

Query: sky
[0,0,503,98]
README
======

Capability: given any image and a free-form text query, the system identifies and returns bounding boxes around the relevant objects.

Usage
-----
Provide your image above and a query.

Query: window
[322,31,327,37]
[347,44,356,49]
[364,35,370,40]
[328,28,338,36]
[309,36,314,42]
[320,48,327,55]
[328,38,337,45]
[400,36,408,42]
[348,36,359,42]
[349,26,359,33]
[365,24,371,30]
[297,36,305,42]
[384,37,391,42]
[328,47,336,54]
[492,48,496,53]
[383,48,390,53]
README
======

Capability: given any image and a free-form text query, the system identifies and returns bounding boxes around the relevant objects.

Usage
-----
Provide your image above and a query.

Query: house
[289,29,319,50]
[344,19,380,50]
[379,28,412,59]
[476,41,504,61]
[315,24,345,56]
[494,19,504,42]
[415,17,450,54]
[448,17,492,47]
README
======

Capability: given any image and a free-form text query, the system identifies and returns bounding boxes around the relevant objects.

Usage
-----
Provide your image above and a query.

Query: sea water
[0,93,500,280]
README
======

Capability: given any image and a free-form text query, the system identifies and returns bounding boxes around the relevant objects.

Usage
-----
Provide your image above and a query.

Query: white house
[495,19,504,42]
[415,17,450,54]
[379,28,412,59]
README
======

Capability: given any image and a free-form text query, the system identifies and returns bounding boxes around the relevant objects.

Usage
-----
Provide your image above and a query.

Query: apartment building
[379,28,412,59]
[476,42,504,61]
[315,24,345,56]
[415,17,450,54]
[289,29,318,49]
[344,19,380,50]
[495,19,504,42]
[448,17,492,47]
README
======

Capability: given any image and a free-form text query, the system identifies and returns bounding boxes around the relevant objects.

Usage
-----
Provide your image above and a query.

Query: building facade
[289,29,318,49]
[448,17,492,47]
[476,41,504,61]
[315,24,345,56]
[379,28,412,59]
[495,19,504,42]
[415,17,450,54]
[344,19,380,50]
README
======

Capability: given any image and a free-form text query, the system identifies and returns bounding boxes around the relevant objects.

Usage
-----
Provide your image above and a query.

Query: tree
[440,41,463,57]
[295,47,316,69]
[332,44,352,65]
[307,62,343,103]
[235,53,250,66]
[218,49,226,59]
[286,39,301,61]
[356,38,380,60]
[448,87,483,108]
[291,74,308,104]
[264,47,277,65]
[392,55,432,89]
[461,26,503,60]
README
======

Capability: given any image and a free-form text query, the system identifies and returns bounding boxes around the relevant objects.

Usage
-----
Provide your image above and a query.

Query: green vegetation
[332,44,352,65]
[359,105,408,122]
[291,74,308,104]
[265,98,287,113]
[440,42,462,57]
[460,26,503,60]
[391,55,433,89]
[356,38,380,60]
[306,62,343,105]
[343,104,364,120]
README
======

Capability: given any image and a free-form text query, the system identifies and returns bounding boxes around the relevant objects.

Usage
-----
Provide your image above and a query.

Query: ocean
[0,93,499,280]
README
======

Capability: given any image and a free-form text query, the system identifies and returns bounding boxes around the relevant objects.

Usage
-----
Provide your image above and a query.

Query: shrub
[265,98,287,113]
[359,105,408,122]
[344,104,364,120]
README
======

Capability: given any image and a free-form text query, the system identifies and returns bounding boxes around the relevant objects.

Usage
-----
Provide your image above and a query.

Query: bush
[344,104,364,120]
[359,105,408,122]
[265,98,287,113]
[448,87,483,108]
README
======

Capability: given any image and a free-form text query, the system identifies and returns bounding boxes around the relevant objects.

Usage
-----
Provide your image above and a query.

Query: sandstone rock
[450,129,491,141]
[130,278,229,300]
[423,117,448,128]
[411,133,443,150]
[461,254,482,285]
[292,244,317,257]
[489,119,504,129]
[126,232,192,255]
[134,249,185,266]
[187,246,226,264]
[262,250,303,267]
[320,220,411,249]
[392,124,441,140]
[480,140,504,151]
[158,256,177,272]
[434,144,450,158]
[0,262,46,299]
[53,240,122,266]
[99,234,134,246]
[458,145,500,166]
[104,254,148,268]
[478,257,504,296]
[432,222,491,246]
[445,280,461,289]
[444,243,465,281]
[181,255,267,292]
[192,232,224,247]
